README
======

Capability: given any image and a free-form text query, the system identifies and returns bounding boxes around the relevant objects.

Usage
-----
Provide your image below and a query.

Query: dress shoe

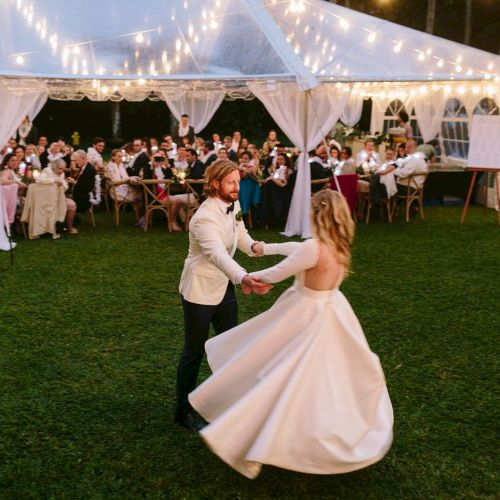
[174,412,205,431]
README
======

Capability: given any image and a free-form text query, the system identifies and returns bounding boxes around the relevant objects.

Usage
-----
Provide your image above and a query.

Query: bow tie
[226,202,235,215]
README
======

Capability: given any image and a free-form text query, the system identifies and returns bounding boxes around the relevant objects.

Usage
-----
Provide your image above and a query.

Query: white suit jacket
[179,197,254,305]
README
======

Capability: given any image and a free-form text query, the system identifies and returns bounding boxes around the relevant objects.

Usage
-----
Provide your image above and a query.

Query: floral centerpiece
[172,167,190,184]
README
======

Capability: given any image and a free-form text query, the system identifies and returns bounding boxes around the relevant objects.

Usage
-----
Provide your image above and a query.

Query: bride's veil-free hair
[310,190,355,272]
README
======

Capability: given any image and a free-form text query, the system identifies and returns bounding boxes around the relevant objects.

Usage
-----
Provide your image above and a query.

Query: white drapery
[249,82,349,237]
[164,90,226,134]
[0,81,47,148]
[341,92,364,126]
[413,89,447,143]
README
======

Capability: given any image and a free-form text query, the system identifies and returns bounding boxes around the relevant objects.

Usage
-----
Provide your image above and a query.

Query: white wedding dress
[189,239,393,479]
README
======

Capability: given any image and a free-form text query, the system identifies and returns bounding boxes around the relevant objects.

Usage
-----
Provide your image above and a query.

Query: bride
[189,189,393,479]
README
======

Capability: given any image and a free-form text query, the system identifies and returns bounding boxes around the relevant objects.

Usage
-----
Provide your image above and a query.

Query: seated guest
[355,139,381,167]
[168,148,205,232]
[173,146,188,169]
[263,143,286,177]
[337,146,356,174]
[248,143,261,169]
[0,153,26,226]
[203,141,217,168]
[36,158,78,234]
[397,143,406,160]
[416,140,437,163]
[72,150,97,213]
[41,141,63,168]
[37,136,48,150]
[288,147,328,194]
[369,147,399,204]
[238,138,249,156]
[150,148,172,202]
[162,135,177,160]
[171,114,195,147]
[24,144,42,170]
[87,137,106,172]
[394,139,428,193]
[126,138,150,177]
[237,150,261,219]
[194,137,206,161]
[260,152,292,227]
[106,149,141,202]
[211,133,222,151]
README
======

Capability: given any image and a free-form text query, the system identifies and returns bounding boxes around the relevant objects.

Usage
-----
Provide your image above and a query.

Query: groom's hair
[204,159,239,197]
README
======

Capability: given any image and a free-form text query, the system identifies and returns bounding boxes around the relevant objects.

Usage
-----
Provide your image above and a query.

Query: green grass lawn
[0,206,498,499]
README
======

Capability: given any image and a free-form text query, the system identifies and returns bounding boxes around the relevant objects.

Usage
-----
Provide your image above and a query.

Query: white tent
[1,0,499,236]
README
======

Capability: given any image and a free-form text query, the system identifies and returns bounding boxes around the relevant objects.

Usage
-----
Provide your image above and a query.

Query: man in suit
[175,159,271,430]
[168,148,205,231]
[126,138,150,177]
[171,114,195,148]
[287,146,328,194]
[72,150,97,213]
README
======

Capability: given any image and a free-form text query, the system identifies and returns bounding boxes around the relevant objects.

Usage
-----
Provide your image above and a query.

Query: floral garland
[89,174,102,206]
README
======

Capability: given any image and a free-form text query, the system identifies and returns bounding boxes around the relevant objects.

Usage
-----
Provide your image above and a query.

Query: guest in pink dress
[0,153,27,224]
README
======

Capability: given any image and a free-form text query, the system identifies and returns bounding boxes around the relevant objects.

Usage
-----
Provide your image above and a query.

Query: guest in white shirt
[355,139,381,167]
[36,158,78,234]
[87,137,105,172]
[105,149,141,202]
[394,139,428,193]
[171,114,195,147]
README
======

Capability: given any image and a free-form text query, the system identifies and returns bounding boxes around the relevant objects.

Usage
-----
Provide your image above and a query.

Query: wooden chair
[365,193,394,223]
[311,178,331,193]
[140,179,173,232]
[88,204,96,227]
[391,173,428,222]
[182,179,204,230]
[101,176,111,213]
[108,180,141,226]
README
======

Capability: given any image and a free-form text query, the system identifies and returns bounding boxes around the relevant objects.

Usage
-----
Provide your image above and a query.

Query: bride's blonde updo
[310,190,355,271]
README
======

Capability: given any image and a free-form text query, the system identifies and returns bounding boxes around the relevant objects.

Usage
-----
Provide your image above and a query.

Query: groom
[175,159,271,430]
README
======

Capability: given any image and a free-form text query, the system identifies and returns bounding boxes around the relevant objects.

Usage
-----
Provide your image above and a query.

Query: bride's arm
[262,241,302,256]
[250,239,319,284]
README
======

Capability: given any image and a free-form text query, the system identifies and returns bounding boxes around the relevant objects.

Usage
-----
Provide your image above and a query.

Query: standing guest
[126,138,150,177]
[262,130,278,155]
[222,136,238,161]
[16,116,38,146]
[230,131,241,154]
[38,136,48,149]
[106,149,141,203]
[87,137,106,172]
[237,151,261,220]
[260,152,292,228]
[168,148,206,231]
[398,111,413,140]
[1,153,26,225]
[171,114,195,147]
[175,159,270,430]
[36,158,78,234]
[72,150,97,213]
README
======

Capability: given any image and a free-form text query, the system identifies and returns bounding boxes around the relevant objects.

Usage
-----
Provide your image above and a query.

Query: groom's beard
[217,189,239,204]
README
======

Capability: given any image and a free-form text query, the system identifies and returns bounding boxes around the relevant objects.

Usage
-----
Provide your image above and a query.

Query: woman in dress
[237,150,261,220]
[0,153,26,225]
[398,111,413,140]
[106,149,141,203]
[189,189,393,479]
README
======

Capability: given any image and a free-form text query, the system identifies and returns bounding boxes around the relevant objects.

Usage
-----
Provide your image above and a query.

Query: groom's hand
[251,241,266,256]
[241,275,272,295]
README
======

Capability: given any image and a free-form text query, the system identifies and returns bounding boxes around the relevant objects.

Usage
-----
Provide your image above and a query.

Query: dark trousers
[175,283,238,417]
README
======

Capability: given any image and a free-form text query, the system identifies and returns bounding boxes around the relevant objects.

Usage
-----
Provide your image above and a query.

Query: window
[474,97,499,116]
[440,98,469,161]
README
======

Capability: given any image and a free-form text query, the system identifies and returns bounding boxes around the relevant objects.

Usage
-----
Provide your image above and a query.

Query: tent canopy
[1,0,498,91]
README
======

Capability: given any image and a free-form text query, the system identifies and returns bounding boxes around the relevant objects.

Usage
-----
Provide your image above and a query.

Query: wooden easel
[460,167,500,225]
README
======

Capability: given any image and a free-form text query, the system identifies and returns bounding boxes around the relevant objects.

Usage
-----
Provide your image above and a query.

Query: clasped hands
[241,241,272,295]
